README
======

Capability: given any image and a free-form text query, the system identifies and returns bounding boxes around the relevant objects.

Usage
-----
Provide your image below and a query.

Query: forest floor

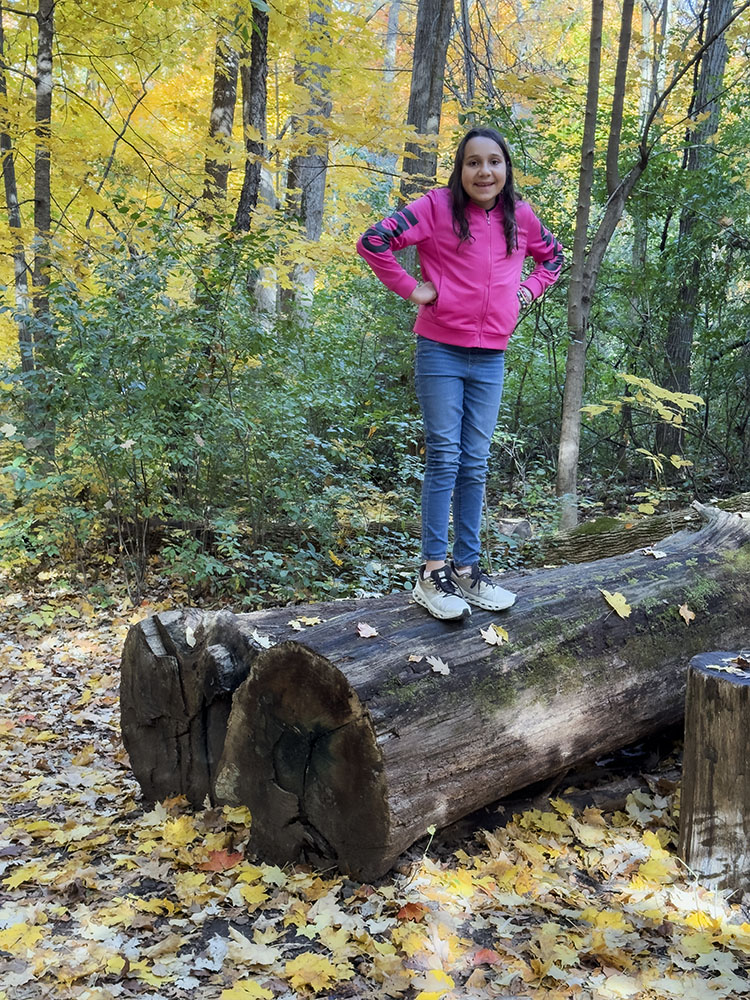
[1,577,749,1000]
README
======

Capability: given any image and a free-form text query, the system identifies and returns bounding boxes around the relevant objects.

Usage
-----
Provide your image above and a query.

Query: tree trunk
[399,0,453,203]
[121,504,750,878]
[234,4,269,231]
[0,6,32,372]
[554,0,746,527]
[679,651,750,892]
[203,19,240,207]
[283,0,332,317]
[32,0,53,336]
[656,0,732,460]
[555,0,603,529]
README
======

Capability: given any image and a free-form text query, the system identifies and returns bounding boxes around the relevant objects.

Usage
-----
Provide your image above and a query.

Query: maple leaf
[480,623,508,645]
[426,654,450,674]
[396,901,428,922]
[198,849,244,872]
[679,603,695,625]
[220,982,273,1000]
[298,616,323,626]
[413,968,455,1000]
[285,952,346,992]
[641,546,667,559]
[600,589,632,618]
[357,621,378,637]
[251,629,273,649]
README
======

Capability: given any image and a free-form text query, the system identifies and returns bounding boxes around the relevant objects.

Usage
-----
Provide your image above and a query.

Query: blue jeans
[415,336,505,566]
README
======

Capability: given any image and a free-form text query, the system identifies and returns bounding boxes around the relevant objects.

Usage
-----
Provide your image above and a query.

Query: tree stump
[679,650,750,892]
[120,503,750,878]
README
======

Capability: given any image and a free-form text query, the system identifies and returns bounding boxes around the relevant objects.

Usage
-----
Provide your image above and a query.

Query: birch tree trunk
[203,19,240,206]
[32,0,53,350]
[0,6,32,372]
[656,0,733,461]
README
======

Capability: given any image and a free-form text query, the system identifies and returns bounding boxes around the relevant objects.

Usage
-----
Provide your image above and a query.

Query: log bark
[121,504,750,878]
[679,651,750,892]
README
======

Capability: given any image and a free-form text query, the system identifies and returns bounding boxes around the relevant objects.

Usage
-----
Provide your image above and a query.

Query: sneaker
[413,565,472,621]
[450,562,516,611]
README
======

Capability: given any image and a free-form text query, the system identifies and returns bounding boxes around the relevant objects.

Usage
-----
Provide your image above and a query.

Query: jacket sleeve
[356,194,435,300]
[519,204,564,301]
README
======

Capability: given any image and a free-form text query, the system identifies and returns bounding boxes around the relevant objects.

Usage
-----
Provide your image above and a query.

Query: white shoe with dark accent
[413,565,472,621]
[450,562,516,611]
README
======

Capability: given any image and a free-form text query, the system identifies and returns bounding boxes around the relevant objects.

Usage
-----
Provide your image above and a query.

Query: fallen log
[679,650,750,892]
[120,503,750,879]
[527,491,750,566]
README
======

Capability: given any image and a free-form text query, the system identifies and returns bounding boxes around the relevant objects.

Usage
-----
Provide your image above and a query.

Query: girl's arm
[356,194,435,300]
[519,203,564,302]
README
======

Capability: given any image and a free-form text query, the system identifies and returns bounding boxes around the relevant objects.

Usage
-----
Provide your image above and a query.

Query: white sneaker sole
[412,589,472,621]
[459,590,516,611]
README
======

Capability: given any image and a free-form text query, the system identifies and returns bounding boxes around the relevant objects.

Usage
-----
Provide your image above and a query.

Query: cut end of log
[216,641,391,879]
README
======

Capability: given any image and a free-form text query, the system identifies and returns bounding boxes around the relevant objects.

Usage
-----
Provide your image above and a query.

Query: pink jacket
[357,187,563,350]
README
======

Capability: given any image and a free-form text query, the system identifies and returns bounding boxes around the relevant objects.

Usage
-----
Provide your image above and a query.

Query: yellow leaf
[285,952,343,992]
[329,549,343,566]
[679,603,695,625]
[600,589,632,618]
[480,623,508,645]
[414,968,455,1000]
[161,814,199,846]
[0,922,45,953]
[223,805,253,826]
[239,883,269,908]
[221,981,273,1000]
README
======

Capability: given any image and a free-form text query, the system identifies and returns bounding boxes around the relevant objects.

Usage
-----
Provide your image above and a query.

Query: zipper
[478,210,493,346]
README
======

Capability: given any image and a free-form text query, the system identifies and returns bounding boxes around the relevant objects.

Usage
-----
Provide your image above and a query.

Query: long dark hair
[447,127,518,255]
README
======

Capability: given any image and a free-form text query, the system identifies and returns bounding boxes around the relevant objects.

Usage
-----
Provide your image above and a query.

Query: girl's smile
[461,136,507,209]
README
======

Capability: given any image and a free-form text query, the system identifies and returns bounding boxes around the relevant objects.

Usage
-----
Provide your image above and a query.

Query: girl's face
[461,136,507,209]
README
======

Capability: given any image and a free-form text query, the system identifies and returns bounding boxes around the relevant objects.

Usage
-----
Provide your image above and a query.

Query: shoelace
[430,567,459,594]
[469,565,492,589]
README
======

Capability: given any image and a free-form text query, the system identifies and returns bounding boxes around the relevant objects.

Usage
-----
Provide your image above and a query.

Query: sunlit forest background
[1,0,748,604]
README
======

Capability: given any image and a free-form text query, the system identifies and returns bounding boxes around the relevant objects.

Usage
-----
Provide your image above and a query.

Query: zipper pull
[486,210,490,225]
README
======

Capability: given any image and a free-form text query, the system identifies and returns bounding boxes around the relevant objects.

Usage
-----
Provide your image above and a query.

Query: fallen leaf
[357,622,378,638]
[288,619,304,631]
[480,623,508,645]
[600,589,632,618]
[679,604,695,625]
[642,546,667,559]
[251,629,274,649]
[220,980,273,1000]
[408,653,423,662]
[198,849,244,872]
[396,902,428,922]
[298,616,322,626]
[426,654,449,675]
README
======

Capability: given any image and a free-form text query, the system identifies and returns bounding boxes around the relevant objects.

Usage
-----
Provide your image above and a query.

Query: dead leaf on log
[480,623,508,645]
[251,629,274,649]
[642,546,667,559]
[357,622,378,638]
[407,654,423,662]
[600,589,632,618]
[679,604,695,625]
[425,654,449,675]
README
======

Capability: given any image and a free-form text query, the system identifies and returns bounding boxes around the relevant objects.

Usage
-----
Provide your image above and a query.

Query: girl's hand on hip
[409,281,437,305]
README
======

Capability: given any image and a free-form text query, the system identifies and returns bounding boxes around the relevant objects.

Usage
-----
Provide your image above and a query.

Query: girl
[357,127,563,621]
